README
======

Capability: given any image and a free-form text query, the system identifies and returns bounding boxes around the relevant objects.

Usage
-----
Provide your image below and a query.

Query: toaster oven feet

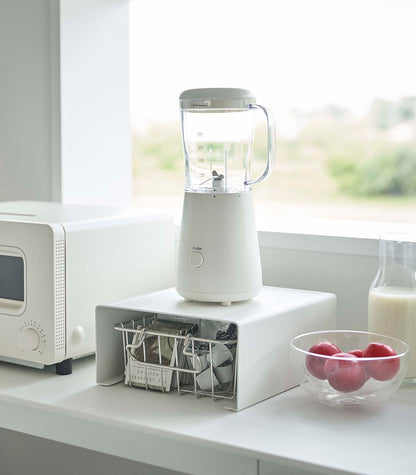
[56,358,73,375]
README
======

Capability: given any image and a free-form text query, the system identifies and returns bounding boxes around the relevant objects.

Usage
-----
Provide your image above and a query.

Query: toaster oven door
[0,221,66,366]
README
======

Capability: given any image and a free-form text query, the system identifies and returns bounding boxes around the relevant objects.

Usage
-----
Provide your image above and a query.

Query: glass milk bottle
[368,234,416,384]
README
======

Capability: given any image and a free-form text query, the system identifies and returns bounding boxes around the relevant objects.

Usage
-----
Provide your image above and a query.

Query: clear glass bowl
[290,330,409,407]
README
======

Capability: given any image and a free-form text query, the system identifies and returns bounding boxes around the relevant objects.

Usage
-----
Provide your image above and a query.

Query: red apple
[324,352,367,393]
[324,352,355,374]
[305,341,341,380]
[348,349,370,379]
[363,343,400,381]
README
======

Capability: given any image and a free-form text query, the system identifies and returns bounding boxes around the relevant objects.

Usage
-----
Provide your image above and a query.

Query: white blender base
[176,191,262,304]
[176,288,261,306]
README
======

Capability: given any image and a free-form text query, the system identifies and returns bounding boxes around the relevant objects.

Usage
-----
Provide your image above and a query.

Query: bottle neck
[375,238,416,289]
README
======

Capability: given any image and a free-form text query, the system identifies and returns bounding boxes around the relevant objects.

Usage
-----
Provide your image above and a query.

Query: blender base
[182,296,231,305]
[176,287,261,306]
[176,191,263,305]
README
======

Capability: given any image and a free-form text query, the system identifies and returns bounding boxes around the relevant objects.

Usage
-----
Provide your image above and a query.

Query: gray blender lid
[179,88,256,109]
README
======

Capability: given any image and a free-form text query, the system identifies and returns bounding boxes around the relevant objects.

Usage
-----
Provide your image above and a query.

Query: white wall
[0,0,57,201]
[259,231,384,330]
[261,246,377,331]
[59,0,131,205]
[0,0,131,205]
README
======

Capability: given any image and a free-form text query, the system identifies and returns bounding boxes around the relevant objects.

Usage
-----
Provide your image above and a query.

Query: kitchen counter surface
[0,356,415,475]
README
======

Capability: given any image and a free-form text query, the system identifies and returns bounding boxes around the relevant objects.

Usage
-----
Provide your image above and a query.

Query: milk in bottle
[368,234,416,382]
[369,286,416,379]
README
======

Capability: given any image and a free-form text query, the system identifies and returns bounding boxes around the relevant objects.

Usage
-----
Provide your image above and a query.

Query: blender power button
[190,251,204,268]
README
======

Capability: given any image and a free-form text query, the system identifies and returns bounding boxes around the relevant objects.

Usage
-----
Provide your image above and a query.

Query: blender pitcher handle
[244,103,276,187]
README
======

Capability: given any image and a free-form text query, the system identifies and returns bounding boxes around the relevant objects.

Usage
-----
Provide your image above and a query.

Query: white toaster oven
[0,201,174,374]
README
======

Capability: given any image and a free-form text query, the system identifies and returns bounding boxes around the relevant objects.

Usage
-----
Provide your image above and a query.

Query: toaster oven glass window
[0,255,24,301]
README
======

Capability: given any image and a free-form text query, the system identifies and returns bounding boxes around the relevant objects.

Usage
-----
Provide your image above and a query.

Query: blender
[176,88,276,305]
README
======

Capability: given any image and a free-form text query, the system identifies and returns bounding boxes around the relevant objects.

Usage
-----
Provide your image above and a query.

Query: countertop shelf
[0,356,415,475]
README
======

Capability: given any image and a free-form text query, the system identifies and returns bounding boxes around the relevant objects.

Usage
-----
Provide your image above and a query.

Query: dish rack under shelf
[115,318,238,401]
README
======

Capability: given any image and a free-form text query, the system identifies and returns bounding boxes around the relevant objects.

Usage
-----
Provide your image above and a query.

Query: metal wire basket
[115,317,237,401]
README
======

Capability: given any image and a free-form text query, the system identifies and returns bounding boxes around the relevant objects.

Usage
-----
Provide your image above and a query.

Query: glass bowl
[290,330,409,407]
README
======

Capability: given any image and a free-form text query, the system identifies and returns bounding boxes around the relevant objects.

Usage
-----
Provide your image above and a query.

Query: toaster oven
[0,201,174,374]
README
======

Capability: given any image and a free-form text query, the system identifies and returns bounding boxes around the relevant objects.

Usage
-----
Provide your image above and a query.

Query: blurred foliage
[326,96,416,196]
[370,97,416,130]
[132,122,182,173]
[329,147,416,196]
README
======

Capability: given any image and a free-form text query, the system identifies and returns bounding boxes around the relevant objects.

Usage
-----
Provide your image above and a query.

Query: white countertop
[0,356,415,475]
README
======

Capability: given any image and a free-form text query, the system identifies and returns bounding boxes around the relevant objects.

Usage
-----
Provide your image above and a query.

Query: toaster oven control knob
[19,328,40,351]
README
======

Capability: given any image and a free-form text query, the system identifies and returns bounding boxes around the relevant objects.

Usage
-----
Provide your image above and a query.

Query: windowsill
[174,214,415,257]
[257,216,416,256]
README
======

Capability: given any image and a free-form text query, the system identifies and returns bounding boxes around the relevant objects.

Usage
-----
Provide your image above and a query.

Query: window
[129,0,416,228]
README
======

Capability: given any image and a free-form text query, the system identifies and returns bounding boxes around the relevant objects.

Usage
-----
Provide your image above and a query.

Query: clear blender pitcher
[176,88,277,305]
[180,88,276,193]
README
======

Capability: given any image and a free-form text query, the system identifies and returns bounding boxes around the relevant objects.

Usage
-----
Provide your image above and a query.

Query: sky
[129,0,416,133]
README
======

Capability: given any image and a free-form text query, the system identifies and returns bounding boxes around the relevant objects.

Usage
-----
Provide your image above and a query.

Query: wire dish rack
[114,317,238,401]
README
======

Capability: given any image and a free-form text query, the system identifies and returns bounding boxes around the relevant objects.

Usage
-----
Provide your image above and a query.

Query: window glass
[0,255,24,301]
[130,0,416,226]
